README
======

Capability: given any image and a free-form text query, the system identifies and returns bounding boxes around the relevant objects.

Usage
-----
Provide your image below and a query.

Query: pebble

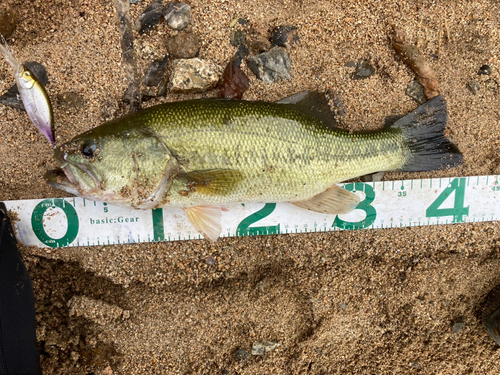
[129,0,144,3]
[143,55,169,87]
[169,58,223,93]
[0,61,50,111]
[251,341,281,356]
[166,32,200,59]
[478,64,491,75]
[56,92,85,110]
[405,79,426,104]
[452,321,464,333]
[485,305,500,345]
[467,79,480,95]
[271,26,299,47]
[247,46,291,83]
[135,0,164,34]
[163,2,191,31]
[352,60,376,80]
[0,3,17,39]
[233,44,249,68]
[233,349,250,361]
[230,30,246,47]
[244,31,271,54]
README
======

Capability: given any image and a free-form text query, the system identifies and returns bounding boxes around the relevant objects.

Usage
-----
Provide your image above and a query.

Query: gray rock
[353,60,376,79]
[122,86,156,103]
[143,55,169,87]
[467,79,480,95]
[406,80,426,104]
[251,341,281,356]
[234,44,249,68]
[247,46,291,83]
[135,0,163,34]
[129,0,144,3]
[271,25,299,47]
[230,30,246,47]
[56,92,85,109]
[163,2,191,31]
[452,321,464,333]
[166,32,200,58]
[233,349,250,361]
[169,58,223,93]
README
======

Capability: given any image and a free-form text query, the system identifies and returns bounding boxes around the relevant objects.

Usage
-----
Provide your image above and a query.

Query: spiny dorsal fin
[292,184,360,214]
[276,91,339,128]
[181,169,244,196]
[184,205,223,241]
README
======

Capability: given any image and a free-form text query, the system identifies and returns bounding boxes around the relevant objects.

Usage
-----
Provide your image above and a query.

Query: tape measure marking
[4,175,500,248]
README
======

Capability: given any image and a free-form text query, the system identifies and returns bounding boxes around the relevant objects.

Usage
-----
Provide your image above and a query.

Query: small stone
[251,341,281,356]
[344,60,357,68]
[353,60,376,79]
[122,86,156,103]
[233,349,250,361]
[339,302,347,310]
[166,32,200,58]
[247,46,291,83]
[205,256,217,266]
[478,64,491,75]
[233,44,249,68]
[169,58,223,93]
[135,0,164,34]
[467,79,480,95]
[143,55,169,86]
[230,30,246,47]
[452,321,464,333]
[129,0,144,3]
[271,26,299,47]
[485,305,500,345]
[56,92,85,109]
[410,362,422,369]
[405,80,426,104]
[163,2,191,31]
[244,31,271,54]
[0,3,17,39]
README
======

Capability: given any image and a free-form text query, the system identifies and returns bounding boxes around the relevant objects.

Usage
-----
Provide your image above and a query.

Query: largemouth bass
[0,41,55,144]
[46,92,462,241]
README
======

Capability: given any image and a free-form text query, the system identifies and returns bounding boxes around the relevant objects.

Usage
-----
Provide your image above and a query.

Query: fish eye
[81,141,97,158]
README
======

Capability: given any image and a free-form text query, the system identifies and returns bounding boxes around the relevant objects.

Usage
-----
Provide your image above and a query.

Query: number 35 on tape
[5,175,500,248]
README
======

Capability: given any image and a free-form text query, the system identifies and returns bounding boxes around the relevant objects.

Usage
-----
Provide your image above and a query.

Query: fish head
[45,128,177,209]
[17,66,37,90]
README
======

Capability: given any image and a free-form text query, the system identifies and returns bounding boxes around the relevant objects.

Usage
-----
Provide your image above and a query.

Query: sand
[1,0,500,373]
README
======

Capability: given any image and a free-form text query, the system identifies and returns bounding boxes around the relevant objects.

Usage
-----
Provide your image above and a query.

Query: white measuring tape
[4,175,500,248]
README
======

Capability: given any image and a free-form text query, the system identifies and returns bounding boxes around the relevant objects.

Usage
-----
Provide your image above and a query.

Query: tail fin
[391,95,463,172]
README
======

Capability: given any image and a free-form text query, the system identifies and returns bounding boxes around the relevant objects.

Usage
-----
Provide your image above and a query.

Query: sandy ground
[1,0,500,373]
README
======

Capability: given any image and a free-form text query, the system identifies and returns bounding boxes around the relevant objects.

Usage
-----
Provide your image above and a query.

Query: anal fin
[184,205,224,241]
[292,185,360,214]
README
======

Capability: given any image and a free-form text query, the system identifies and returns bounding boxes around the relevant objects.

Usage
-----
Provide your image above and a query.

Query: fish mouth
[44,148,101,194]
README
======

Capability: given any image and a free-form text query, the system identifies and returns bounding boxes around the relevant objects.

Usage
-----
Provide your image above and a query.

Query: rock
[452,321,464,333]
[247,46,291,83]
[143,55,169,86]
[478,64,491,75]
[271,25,299,47]
[0,3,17,39]
[122,86,156,103]
[56,92,85,110]
[405,79,426,104]
[163,2,191,31]
[353,60,376,79]
[244,31,271,54]
[0,61,50,111]
[233,44,249,68]
[166,32,200,58]
[129,0,144,3]
[220,60,249,99]
[135,0,164,34]
[251,341,281,356]
[169,58,223,93]
[230,30,246,47]
[233,349,250,362]
[467,79,480,95]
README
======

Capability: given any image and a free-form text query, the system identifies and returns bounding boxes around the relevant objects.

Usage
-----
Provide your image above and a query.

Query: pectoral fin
[181,169,244,196]
[184,205,224,241]
[292,185,360,214]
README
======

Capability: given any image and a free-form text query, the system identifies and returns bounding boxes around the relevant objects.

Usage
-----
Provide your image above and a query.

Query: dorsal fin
[276,91,339,128]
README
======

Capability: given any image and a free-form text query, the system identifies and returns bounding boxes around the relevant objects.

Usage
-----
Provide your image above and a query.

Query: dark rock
[233,44,249,68]
[56,92,85,109]
[247,46,291,83]
[405,79,426,104]
[135,0,163,34]
[143,55,169,86]
[122,86,156,103]
[0,3,17,39]
[166,32,200,58]
[353,60,376,79]
[271,26,299,47]
[230,30,246,47]
[163,2,191,30]
[478,64,491,75]
[24,61,50,85]
[129,0,144,3]
[467,79,480,95]
[233,349,250,362]
[244,31,271,54]
[220,60,249,99]
[237,18,248,26]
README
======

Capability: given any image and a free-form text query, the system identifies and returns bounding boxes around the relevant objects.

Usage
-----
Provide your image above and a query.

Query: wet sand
[1,0,500,373]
